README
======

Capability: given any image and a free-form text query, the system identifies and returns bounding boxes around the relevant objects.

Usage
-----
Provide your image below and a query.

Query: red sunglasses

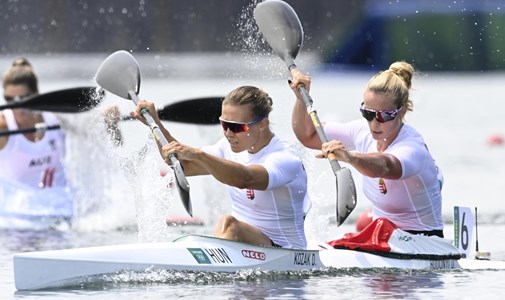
[219,115,266,133]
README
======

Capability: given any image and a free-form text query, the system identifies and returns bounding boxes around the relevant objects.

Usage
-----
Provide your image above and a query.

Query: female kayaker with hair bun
[0,57,122,228]
[289,61,444,237]
[0,58,69,192]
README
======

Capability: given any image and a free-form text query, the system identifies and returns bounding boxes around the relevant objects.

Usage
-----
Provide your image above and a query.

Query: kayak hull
[15,234,502,291]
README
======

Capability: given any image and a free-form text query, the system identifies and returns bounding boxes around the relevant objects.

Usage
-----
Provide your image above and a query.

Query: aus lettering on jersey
[29,155,52,167]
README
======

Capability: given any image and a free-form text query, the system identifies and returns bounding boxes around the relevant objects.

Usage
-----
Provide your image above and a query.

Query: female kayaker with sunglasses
[131,86,310,249]
[289,61,444,238]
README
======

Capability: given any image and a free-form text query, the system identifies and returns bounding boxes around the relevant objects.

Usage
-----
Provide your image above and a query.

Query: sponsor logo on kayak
[241,250,266,261]
[398,235,413,242]
[294,252,317,266]
[187,248,211,264]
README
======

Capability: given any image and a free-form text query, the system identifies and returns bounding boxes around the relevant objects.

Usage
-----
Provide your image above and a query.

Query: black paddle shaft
[0,87,104,113]
[0,124,61,137]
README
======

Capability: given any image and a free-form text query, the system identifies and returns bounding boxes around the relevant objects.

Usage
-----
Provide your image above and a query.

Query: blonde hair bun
[389,61,414,89]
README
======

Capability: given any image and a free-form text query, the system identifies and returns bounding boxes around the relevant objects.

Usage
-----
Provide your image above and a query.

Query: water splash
[60,108,137,232]
[125,137,176,243]
[226,0,287,80]
[294,142,344,242]
[59,98,177,239]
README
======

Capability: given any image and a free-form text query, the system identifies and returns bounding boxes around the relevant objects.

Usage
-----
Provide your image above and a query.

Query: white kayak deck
[13,234,505,291]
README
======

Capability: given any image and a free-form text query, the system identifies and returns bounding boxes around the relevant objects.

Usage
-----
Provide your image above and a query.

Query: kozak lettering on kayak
[293,252,316,266]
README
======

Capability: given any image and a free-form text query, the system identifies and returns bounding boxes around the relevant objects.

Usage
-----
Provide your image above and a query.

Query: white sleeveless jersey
[325,119,443,232]
[0,109,67,189]
[202,135,309,249]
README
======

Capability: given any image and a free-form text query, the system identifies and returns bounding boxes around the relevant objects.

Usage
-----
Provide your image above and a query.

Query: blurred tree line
[1,0,503,71]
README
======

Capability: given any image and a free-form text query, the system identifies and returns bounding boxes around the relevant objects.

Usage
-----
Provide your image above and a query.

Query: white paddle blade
[253,0,303,66]
[336,168,357,226]
[95,50,141,99]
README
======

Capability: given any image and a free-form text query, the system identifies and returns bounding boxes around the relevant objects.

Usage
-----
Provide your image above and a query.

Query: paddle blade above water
[95,50,141,99]
[254,0,304,67]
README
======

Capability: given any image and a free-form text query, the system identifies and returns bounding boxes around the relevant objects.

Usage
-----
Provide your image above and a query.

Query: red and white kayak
[13,214,505,291]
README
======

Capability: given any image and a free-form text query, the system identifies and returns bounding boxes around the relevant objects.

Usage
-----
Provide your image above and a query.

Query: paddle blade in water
[95,50,141,99]
[336,168,357,226]
[254,0,303,66]
[172,160,192,217]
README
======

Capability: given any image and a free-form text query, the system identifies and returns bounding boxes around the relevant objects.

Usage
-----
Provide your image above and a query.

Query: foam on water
[69,266,441,289]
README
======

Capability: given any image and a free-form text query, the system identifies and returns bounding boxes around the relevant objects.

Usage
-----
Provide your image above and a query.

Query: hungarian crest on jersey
[379,178,388,195]
[246,188,255,200]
